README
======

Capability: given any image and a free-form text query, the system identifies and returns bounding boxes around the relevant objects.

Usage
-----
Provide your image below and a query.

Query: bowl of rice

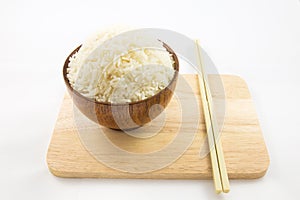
[63,28,179,130]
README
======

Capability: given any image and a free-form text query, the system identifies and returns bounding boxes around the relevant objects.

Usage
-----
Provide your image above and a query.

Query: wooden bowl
[63,43,179,130]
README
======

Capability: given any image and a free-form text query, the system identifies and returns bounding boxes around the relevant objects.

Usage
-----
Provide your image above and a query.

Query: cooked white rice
[67,27,175,103]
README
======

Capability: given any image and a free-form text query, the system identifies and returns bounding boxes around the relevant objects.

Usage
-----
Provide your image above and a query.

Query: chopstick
[195,40,230,193]
[197,71,223,193]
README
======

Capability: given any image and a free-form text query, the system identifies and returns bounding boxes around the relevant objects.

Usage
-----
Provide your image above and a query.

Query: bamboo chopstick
[197,67,223,194]
[195,40,230,193]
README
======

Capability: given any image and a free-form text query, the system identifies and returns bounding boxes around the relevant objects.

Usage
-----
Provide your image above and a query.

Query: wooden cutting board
[47,74,269,179]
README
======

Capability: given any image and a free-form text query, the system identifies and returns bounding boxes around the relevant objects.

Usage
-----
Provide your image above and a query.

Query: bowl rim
[63,42,179,106]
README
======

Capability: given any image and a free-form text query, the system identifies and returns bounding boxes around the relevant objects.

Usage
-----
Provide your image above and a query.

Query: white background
[0,0,299,199]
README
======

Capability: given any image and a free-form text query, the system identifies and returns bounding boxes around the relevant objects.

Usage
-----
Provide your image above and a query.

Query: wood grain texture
[47,74,269,179]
